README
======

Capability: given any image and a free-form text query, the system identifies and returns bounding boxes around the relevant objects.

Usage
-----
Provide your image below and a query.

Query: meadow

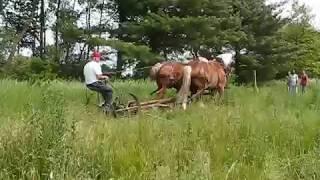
[1,78,320,180]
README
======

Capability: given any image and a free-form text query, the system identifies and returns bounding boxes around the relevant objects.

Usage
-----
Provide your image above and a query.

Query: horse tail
[218,66,227,92]
[177,65,192,110]
[149,62,163,80]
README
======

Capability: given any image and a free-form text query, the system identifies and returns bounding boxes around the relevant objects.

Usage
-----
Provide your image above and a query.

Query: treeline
[0,0,319,83]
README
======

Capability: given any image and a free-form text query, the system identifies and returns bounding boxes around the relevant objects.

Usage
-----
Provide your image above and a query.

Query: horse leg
[217,86,224,104]
[189,84,200,102]
[150,79,163,96]
[157,86,167,99]
[150,87,161,96]
[189,78,206,102]
[216,72,226,104]
[189,86,208,105]
[208,88,216,97]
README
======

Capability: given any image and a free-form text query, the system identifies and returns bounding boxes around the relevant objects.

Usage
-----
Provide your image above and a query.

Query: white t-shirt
[83,61,102,85]
[289,74,299,86]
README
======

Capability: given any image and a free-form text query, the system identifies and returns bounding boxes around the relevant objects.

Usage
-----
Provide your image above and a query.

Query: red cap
[92,50,101,60]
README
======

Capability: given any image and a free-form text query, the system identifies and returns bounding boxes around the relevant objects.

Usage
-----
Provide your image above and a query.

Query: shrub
[0,56,59,82]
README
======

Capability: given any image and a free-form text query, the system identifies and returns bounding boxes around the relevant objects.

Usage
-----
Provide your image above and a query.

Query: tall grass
[1,79,320,179]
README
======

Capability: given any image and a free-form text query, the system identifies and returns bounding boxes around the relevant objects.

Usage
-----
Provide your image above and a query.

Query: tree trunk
[253,70,259,92]
[40,0,45,59]
[116,3,126,72]
[17,44,20,55]
[163,50,168,61]
[32,36,36,55]
[234,48,241,84]
[6,20,33,62]
[64,45,70,63]
[6,0,37,62]
[79,44,87,62]
[98,0,105,51]
[72,0,77,10]
[55,0,61,62]
[116,51,123,72]
[86,2,92,61]
[44,27,46,55]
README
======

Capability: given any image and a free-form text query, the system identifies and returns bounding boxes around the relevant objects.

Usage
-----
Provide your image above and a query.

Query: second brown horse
[188,60,227,96]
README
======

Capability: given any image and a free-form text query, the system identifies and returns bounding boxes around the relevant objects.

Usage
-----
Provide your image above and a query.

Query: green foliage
[117,0,240,56]
[0,56,58,82]
[0,28,15,60]
[268,0,320,78]
[1,0,40,51]
[231,0,320,82]
[278,24,320,77]
[87,37,160,62]
[229,0,286,83]
[114,0,310,83]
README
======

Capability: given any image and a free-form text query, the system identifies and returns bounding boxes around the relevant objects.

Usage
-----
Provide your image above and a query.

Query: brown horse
[187,60,226,97]
[149,61,187,99]
[149,59,227,109]
[214,57,234,81]
[149,57,212,99]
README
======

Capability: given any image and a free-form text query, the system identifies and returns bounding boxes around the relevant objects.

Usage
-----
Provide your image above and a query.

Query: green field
[1,79,320,179]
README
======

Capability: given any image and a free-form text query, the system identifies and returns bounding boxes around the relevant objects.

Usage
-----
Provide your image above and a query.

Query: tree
[49,0,62,61]
[224,0,289,83]
[0,28,15,61]
[112,0,290,82]
[277,0,320,77]
[112,0,241,62]
[39,0,46,59]
[2,0,40,61]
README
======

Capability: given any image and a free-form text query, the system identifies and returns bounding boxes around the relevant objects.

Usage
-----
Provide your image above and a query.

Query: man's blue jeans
[87,81,113,106]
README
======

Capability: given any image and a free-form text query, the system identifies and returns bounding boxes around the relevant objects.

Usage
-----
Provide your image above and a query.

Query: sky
[268,0,320,29]
[300,0,320,28]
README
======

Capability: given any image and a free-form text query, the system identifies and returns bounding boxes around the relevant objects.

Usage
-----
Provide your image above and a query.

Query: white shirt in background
[289,74,299,86]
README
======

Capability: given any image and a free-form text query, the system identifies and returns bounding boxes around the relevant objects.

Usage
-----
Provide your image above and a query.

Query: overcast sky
[295,0,320,28]
[268,0,320,29]
[299,0,320,28]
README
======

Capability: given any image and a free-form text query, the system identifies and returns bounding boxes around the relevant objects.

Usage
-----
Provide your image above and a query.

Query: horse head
[212,56,235,78]
[149,62,164,80]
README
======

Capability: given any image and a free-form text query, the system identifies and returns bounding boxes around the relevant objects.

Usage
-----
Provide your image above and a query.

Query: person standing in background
[287,71,291,92]
[288,70,299,95]
[300,70,309,94]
